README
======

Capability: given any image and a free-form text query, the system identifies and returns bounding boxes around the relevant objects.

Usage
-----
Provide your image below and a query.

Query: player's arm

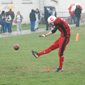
[39,31,52,37]
[51,25,59,34]
[45,31,52,36]
[46,25,59,36]
[39,25,59,37]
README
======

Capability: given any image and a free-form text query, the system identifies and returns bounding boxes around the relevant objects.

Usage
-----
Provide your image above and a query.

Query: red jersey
[52,18,70,38]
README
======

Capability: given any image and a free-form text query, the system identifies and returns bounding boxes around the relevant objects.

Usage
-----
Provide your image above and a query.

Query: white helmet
[48,16,56,25]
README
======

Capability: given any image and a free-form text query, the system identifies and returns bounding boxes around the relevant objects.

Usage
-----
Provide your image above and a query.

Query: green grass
[12,24,46,31]
[0,24,85,85]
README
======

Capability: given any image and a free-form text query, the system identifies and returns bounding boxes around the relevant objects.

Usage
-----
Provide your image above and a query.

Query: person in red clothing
[32,16,71,72]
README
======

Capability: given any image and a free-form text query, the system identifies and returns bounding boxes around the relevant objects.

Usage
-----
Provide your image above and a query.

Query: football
[13,44,19,50]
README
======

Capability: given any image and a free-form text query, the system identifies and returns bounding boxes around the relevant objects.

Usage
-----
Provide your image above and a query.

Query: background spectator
[69,10,75,24]
[4,12,12,33]
[35,9,40,30]
[29,9,36,32]
[15,11,23,34]
[0,11,5,33]
[44,7,49,30]
[8,9,15,32]
[41,14,45,24]
[48,8,53,16]
[52,8,57,17]
[75,5,82,27]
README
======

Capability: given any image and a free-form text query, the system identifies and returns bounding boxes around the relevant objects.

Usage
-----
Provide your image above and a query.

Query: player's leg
[55,36,70,72]
[38,38,60,56]
[32,38,60,58]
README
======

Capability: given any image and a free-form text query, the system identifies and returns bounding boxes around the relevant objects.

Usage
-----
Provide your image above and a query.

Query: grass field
[12,24,46,31]
[0,24,85,85]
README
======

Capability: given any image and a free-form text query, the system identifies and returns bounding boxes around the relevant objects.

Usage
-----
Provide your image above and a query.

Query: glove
[39,34,46,37]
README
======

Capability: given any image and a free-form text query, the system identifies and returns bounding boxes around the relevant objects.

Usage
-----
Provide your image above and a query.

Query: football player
[32,16,71,72]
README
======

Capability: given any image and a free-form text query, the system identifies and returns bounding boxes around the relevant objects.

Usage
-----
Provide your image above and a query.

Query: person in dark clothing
[29,9,36,32]
[8,9,15,32]
[0,11,5,33]
[44,7,49,30]
[4,12,12,33]
[75,5,82,27]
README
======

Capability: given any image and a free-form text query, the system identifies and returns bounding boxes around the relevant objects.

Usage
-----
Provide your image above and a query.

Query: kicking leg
[38,38,59,56]
[32,38,59,58]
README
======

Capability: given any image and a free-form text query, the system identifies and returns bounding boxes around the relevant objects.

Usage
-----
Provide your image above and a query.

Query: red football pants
[38,36,70,69]
[48,36,70,57]
[38,36,70,57]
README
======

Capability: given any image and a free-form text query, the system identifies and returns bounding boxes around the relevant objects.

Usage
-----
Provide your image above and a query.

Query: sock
[59,56,64,69]
[38,48,51,56]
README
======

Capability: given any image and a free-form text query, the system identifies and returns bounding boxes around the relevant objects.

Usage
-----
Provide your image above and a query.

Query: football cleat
[32,50,39,58]
[55,68,63,72]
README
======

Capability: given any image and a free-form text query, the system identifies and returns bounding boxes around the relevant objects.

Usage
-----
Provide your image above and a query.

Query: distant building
[0,0,85,23]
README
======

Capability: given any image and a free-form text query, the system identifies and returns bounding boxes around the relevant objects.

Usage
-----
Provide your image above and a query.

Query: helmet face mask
[48,16,56,26]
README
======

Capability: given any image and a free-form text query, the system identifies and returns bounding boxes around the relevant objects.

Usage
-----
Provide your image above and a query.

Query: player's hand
[39,34,46,37]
